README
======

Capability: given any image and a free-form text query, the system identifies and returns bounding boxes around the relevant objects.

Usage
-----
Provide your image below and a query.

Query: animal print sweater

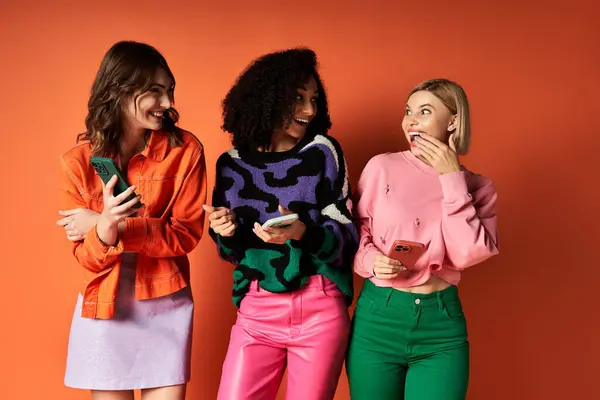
[209,134,358,307]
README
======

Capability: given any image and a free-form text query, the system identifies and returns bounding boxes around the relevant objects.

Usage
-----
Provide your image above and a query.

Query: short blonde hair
[408,79,471,155]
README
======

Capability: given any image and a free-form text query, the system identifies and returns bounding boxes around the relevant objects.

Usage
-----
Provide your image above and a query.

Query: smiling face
[121,68,174,132]
[402,90,457,152]
[267,75,320,152]
[282,75,319,141]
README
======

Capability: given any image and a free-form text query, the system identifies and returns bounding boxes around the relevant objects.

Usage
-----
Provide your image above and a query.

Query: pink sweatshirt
[353,151,499,288]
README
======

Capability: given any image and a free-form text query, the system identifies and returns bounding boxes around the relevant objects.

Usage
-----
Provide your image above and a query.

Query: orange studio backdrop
[0,1,597,399]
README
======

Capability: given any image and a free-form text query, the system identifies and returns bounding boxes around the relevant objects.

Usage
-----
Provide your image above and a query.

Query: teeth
[409,131,422,142]
[151,111,163,118]
[295,118,309,124]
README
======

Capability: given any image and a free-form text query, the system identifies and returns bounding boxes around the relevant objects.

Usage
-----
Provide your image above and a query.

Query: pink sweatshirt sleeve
[439,171,499,270]
[353,157,383,278]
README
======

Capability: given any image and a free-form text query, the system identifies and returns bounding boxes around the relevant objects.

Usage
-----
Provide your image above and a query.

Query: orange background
[1,1,597,399]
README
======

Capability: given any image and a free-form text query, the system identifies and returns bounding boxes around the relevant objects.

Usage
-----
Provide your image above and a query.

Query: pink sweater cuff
[438,171,470,201]
[361,248,378,276]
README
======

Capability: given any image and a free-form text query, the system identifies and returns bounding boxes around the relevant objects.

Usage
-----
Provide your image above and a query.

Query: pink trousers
[217,275,350,400]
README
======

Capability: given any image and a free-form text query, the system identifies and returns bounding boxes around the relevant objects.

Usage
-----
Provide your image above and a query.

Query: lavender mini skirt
[64,254,194,390]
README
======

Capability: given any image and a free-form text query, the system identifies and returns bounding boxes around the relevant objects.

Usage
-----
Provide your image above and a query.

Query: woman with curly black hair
[203,48,358,400]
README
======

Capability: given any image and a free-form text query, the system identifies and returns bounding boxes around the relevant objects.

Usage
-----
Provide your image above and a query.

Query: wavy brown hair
[78,41,182,156]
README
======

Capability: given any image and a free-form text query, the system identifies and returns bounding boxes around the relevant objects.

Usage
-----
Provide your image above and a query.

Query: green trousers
[346,280,470,400]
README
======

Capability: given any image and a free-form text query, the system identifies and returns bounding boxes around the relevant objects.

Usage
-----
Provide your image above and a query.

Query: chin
[292,132,305,140]
[285,129,306,141]
[145,122,163,131]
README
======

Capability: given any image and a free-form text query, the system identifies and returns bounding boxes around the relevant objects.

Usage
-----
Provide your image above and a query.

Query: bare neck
[265,130,299,152]
[119,123,147,168]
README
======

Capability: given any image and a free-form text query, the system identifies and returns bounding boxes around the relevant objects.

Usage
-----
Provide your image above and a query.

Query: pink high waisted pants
[217,275,350,400]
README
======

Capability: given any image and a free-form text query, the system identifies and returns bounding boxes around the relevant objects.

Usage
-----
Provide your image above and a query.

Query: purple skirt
[64,254,194,390]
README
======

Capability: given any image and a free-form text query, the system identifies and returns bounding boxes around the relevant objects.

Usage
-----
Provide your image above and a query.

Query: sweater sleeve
[208,153,254,264]
[352,156,384,278]
[439,171,499,270]
[294,137,358,270]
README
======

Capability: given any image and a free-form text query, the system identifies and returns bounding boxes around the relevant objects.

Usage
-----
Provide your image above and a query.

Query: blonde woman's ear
[448,115,458,132]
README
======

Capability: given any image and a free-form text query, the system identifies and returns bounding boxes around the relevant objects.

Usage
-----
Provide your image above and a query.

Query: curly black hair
[222,47,332,152]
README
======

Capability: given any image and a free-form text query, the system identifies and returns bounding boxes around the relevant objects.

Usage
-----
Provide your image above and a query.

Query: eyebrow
[405,103,435,109]
[151,83,175,89]
[297,87,319,94]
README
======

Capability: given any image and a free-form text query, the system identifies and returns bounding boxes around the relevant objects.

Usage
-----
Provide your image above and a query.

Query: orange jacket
[59,130,207,319]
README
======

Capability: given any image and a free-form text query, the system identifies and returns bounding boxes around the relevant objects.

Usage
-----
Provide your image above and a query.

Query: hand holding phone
[94,174,141,245]
[261,213,299,230]
[387,240,426,268]
[91,156,143,209]
[254,205,305,244]
[90,157,142,245]
[373,252,407,280]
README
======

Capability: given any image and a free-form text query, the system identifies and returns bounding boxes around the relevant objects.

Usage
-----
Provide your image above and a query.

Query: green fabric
[347,280,470,400]
[217,231,354,308]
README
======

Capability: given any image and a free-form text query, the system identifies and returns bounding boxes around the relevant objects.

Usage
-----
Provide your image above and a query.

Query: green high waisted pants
[346,280,470,400]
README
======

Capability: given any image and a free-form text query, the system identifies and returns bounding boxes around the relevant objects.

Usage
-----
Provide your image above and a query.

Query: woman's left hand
[253,205,306,244]
[56,208,101,241]
[413,133,461,175]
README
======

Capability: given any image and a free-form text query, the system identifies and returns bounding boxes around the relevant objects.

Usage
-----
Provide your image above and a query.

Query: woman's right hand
[97,175,141,246]
[373,253,407,279]
[203,205,237,237]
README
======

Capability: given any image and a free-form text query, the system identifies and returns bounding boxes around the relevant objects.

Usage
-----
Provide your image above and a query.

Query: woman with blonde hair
[346,79,499,400]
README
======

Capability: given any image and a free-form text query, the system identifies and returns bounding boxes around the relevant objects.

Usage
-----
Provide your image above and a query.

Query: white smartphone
[262,214,299,229]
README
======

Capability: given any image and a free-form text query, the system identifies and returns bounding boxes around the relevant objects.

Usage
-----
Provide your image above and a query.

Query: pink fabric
[353,151,499,288]
[217,275,350,400]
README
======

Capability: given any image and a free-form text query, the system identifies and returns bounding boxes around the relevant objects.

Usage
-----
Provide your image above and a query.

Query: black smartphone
[90,156,142,209]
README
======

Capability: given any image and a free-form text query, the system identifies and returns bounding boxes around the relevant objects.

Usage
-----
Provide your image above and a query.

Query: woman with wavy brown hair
[55,41,207,400]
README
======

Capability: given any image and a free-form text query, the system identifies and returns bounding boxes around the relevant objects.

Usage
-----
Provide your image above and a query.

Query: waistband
[362,279,459,309]
[248,274,335,293]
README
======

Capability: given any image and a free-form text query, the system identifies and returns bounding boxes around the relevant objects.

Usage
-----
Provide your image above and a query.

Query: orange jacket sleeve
[59,155,123,273]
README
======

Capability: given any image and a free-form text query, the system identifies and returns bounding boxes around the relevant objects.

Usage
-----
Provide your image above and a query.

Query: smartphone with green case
[90,156,143,209]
